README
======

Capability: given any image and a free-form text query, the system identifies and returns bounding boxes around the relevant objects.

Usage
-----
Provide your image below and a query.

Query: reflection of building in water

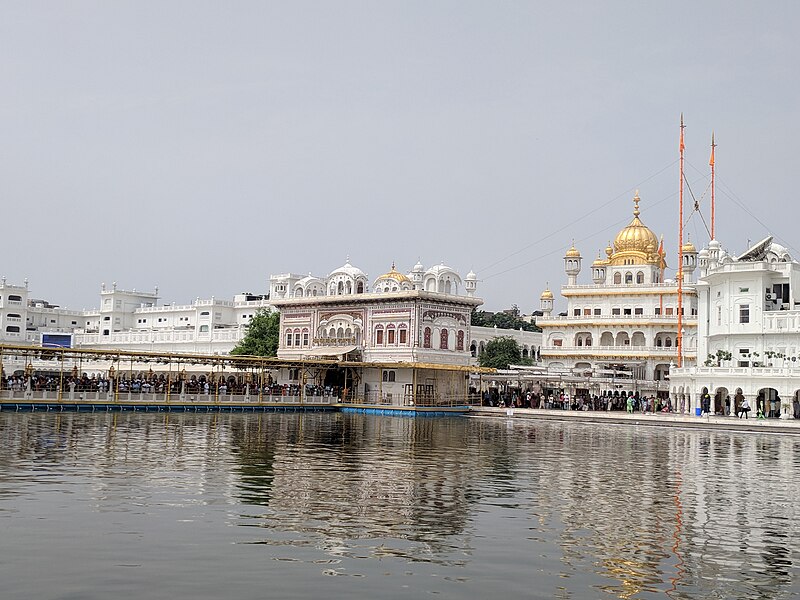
[227,413,472,553]
[477,421,800,599]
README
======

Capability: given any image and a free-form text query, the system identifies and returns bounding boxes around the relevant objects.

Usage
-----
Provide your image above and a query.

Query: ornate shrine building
[536,193,699,397]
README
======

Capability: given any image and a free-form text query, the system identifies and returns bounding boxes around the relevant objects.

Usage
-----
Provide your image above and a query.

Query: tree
[230,308,280,357]
[478,336,533,369]
[471,308,541,332]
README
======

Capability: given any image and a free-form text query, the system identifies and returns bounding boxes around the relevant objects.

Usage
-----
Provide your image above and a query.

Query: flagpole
[710,132,716,240]
[677,115,685,368]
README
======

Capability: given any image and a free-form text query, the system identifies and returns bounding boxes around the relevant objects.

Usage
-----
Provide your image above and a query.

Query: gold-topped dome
[592,251,606,266]
[612,192,659,257]
[682,235,697,253]
[540,286,554,300]
[564,241,581,258]
[375,262,411,284]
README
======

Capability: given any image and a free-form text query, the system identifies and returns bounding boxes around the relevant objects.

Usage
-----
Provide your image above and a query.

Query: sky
[2,1,799,314]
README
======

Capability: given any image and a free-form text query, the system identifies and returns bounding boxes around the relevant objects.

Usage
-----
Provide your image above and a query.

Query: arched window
[399,325,408,345]
[285,330,293,346]
[294,329,301,346]
[656,338,662,347]
[8,295,22,302]
[200,311,210,316]
[665,337,672,347]
[440,328,449,350]
[424,327,432,348]
[356,281,364,294]
[470,342,477,357]
[375,325,384,345]
[456,330,464,351]
[337,327,344,338]
[345,281,352,294]
[625,272,633,284]
[636,271,644,284]
[614,272,622,284]
[387,325,396,345]
[5,325,19,333]
[302,328,309,346]
[445,281,452,294]
[337,281,344,295]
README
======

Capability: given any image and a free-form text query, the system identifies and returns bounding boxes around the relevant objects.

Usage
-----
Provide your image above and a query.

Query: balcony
[537,315,698,325]
[762,310,800,334]
[543,345,696,358]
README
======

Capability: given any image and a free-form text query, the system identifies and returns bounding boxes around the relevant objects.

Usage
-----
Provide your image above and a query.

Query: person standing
[741,398,750,419]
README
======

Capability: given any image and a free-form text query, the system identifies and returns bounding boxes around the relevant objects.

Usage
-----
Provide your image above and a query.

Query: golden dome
[564,242,581,258]
[613,192,659,256]
[682,237,697,253]
[375,263,411,284]
[592,251,606,266]
[540,287,554,300]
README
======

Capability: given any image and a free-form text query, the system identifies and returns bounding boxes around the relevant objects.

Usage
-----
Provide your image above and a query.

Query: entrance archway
[758,387,781,418]
[714,386,730,415]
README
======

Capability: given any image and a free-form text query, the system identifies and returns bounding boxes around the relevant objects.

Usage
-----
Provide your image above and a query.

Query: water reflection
[0,412,798,599]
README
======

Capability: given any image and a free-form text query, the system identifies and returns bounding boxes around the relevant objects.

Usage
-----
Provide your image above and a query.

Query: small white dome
[412,260,424,273]
[329,258,366,279]
[465,270,477,281]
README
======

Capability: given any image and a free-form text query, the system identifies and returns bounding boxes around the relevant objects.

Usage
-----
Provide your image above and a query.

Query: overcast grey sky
[2,1,799,313]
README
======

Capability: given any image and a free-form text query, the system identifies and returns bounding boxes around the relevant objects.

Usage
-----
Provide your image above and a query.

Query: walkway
[470,406,800,434]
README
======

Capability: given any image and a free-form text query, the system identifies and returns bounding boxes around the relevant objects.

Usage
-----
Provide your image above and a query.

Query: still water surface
[0,412,798,599]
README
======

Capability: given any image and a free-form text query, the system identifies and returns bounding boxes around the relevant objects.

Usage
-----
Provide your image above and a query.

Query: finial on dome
[391,261,395,270]
[633,191,641,217]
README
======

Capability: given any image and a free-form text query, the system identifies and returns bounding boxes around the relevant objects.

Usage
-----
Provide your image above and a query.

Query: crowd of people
[1,372,341,398]
[482,389,673,413]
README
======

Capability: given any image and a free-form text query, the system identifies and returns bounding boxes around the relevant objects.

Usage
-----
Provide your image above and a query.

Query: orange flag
[709,134,715,166]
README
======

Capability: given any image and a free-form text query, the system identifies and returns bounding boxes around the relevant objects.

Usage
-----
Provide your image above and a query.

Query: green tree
[471,309,541,332]
[478,336,533,369]
[230,308,280,357]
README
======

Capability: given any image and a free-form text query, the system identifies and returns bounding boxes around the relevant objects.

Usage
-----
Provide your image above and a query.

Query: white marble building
[536,193,699,396]
[671,236,800,418]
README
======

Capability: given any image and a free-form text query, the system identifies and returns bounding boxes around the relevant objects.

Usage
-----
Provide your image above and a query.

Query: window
[71,321,77,325]
[655,307,661,315]
[303,332,309,346]
[7,313,20,319]
[623,308,632,316]
[199,325,209,333]
[739,287,749,293]
[399,328,407,344]
[552,339,563,347]
[612,308,621,316]
[573,309,580,316]
[5,326,19,333]
[613,273,622,284]
[423,327,431,348]
[739,304,750,324]
[440,328,449,350]
[583,308,591,316]
[286,331,292,346]
[200,311,210,316]
[636,272,644,284]
[666,307,674,316]
[382,370,396,382]
[634,308,643,315]
[594,308,601,316]
[717,306,722,325]
[625,272,633,284]
[376,328,384,345]
[456,330,464,351]
[387,329,395,344]
[294,331,301,346]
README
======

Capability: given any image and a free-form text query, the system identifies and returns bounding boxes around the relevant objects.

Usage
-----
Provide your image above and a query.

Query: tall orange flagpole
[710,132,716,239]
[677,115,685,368]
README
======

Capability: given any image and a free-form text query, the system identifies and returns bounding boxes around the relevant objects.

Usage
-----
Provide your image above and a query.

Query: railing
[0,386,338,405]
[543,345,695,355]
[762,310,800,333]
[537,315,698,323]
[341,390,480,407]
[74,328,245,346]
[674,365,800,377]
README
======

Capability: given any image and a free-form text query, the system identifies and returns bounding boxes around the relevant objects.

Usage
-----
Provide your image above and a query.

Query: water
[0,412,798,599]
